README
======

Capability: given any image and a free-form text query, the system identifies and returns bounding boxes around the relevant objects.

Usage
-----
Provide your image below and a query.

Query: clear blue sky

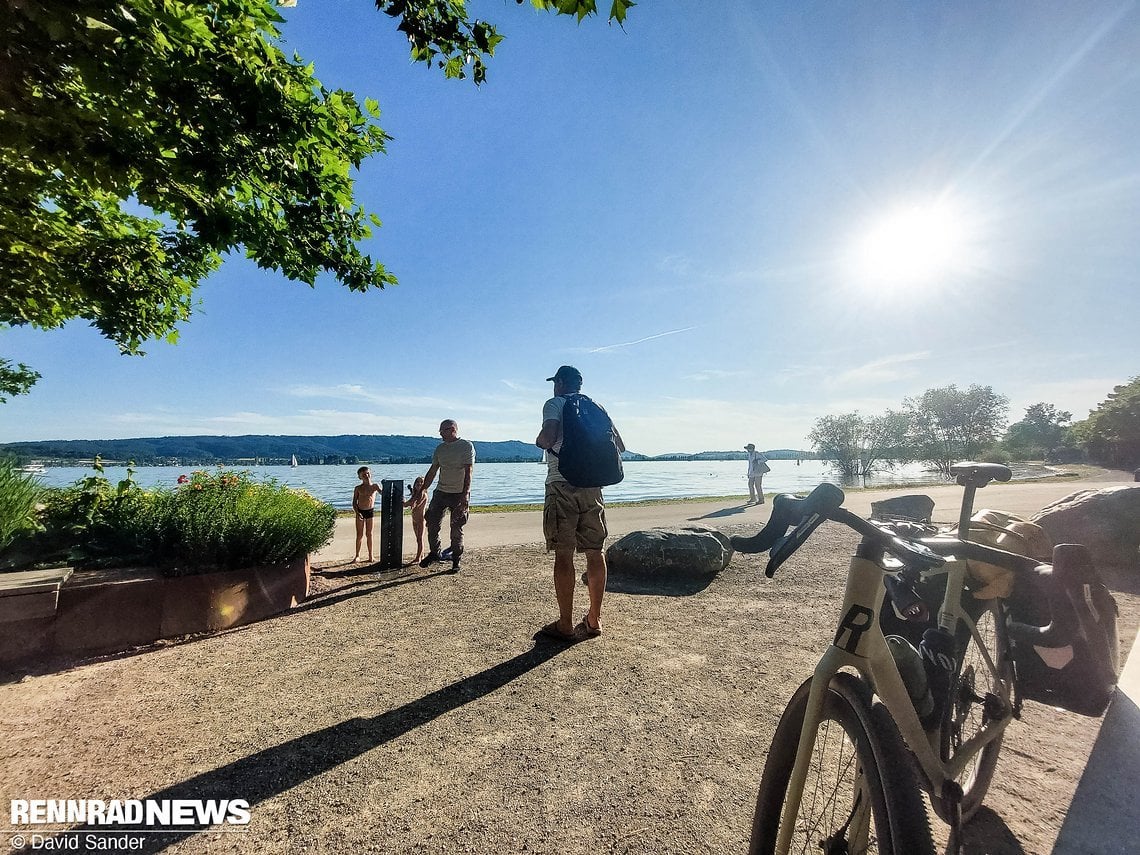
[3,1,1137,456]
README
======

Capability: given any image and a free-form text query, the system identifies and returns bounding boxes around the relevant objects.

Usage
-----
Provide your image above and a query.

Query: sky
[2,1,1138,456]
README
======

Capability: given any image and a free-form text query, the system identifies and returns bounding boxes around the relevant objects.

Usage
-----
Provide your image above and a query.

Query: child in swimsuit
[404,476,428,563]
[352,466,382,563]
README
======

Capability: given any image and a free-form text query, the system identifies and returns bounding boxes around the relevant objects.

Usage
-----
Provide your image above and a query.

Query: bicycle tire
[749,671,935,855]
[937,598,1014,821]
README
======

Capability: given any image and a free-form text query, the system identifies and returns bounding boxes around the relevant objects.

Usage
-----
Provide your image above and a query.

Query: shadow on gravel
[603,575,717,596]
[294,568,453,615]
[57,643,569,853]
[960,806,1026,854]
[1100,561,1140,597]
[687,504,754,521]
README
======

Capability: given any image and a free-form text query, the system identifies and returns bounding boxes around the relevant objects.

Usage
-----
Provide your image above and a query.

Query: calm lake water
[28,459,965,510]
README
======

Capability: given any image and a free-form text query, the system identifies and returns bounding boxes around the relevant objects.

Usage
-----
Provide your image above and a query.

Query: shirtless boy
[352,466,382,563]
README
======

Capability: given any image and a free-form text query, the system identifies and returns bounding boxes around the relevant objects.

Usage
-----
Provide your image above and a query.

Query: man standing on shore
[535,366,625,642]
[419,419,475,573]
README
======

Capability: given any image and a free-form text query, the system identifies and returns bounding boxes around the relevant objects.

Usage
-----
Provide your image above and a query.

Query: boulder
[605,526,733,594]
[1030,486,1140,568]
[870,494,935,523]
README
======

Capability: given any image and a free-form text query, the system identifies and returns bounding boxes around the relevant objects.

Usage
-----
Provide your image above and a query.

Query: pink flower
[177,474,189,484]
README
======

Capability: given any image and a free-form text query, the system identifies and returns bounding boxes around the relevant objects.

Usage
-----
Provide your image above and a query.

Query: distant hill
[2,435,814,466]
[646,448,813,461]
[0,434,543,466]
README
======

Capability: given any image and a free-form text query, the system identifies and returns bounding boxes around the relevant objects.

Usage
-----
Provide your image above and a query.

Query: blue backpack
[552,394,624,488]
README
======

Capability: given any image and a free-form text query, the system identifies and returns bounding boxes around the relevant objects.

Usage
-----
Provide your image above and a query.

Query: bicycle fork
[775,554,898,855]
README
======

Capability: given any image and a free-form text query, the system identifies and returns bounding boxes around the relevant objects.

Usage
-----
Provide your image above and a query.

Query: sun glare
[847,200,973,293]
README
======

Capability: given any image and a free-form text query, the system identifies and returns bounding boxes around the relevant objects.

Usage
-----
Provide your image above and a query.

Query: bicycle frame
[774,548,1014,855]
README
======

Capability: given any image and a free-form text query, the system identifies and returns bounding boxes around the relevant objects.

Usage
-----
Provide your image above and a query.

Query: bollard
[379,479,404,570]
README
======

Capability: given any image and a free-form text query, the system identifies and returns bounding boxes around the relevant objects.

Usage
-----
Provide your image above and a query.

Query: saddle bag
[962,509,1053,600]
[1005,543,1120,716]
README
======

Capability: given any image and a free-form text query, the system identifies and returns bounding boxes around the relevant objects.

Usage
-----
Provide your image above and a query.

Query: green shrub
[29,465,335,575]
[152,470,336,575]
[0,458,45,557]
[33,459,158,567]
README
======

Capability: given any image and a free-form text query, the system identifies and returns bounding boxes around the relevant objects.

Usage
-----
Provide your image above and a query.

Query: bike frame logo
[833,604,874,654]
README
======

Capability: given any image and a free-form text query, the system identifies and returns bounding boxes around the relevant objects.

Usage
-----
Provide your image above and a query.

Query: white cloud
[588,326,697,354]
[827,352,931,389]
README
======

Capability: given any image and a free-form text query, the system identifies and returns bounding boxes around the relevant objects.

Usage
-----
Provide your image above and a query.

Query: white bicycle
[731,462,1077,855]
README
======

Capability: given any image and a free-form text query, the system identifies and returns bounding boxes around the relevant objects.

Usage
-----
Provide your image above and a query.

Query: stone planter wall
[0,555,309,664]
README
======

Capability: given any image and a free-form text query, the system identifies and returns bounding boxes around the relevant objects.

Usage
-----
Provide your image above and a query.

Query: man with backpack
[535,365,625,642]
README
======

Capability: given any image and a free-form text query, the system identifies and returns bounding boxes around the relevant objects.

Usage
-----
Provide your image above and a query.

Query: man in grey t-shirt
[419,419,475,573]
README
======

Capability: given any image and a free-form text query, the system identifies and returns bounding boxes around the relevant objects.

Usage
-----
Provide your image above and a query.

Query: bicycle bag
[1005,543,1120,717]
[962,509,1053,600]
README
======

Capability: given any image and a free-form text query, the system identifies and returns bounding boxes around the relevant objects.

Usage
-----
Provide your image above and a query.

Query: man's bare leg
[552,548,577,635]
[364,517,374,563]
[583,549,606,631]
[354,516,364,562]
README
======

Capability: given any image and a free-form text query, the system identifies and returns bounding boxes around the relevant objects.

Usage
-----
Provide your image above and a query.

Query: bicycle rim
[749,672,934,855]
[941,599,1013,820]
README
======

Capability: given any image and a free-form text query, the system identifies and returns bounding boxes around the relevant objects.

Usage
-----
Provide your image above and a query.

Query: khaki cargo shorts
[543,480,608,552]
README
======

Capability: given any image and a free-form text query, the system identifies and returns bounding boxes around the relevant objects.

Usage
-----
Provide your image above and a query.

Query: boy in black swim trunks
[352,466,382,563]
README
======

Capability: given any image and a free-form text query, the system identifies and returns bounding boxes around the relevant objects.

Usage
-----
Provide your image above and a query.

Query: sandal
[576,614,602,639]
[538,621,579,643]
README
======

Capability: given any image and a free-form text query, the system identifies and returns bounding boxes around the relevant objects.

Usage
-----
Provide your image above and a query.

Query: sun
[847,199,973,293]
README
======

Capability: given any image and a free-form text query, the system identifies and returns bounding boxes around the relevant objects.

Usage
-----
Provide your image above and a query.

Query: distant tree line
[809,377,1140,482]
[0,435,543,466]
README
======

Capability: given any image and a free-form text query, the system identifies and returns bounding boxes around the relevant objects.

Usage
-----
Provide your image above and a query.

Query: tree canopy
[808,411,907,484]
[900,384,1008,476]
[1003,402,1072,460]
[0,0,633,396]
[1071,376,1140,468]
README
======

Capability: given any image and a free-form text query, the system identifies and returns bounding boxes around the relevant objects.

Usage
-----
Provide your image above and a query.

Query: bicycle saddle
[950,461,1012,488]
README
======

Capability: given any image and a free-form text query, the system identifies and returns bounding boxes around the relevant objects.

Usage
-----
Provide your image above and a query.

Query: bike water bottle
[886,635,936,726]
[920,627,957,721]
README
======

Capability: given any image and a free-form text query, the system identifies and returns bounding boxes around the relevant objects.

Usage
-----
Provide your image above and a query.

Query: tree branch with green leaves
[0,0,633,397]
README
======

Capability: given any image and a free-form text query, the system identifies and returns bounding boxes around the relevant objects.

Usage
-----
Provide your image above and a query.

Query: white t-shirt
[432,438,475,493]
[542,395,567,484]
[747,449,769,477]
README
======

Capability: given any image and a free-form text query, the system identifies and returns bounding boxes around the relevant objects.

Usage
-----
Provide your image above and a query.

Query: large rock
[1031,486,1140,568]
[605,526,733,594]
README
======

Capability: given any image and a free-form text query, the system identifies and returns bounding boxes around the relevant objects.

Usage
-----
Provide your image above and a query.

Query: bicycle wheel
[939,599,1014,821]
[749,672,935,855]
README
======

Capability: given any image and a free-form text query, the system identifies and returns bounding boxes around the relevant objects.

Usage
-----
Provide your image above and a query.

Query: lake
[27,459,968,510]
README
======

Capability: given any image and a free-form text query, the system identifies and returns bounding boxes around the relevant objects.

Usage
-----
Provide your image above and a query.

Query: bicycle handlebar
[729,482,1046,580]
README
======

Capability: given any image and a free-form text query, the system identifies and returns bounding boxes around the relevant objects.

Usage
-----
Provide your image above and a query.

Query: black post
[379,479,404,570]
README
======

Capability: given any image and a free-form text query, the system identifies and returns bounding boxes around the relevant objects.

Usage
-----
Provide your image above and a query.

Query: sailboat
[290,454,298,468]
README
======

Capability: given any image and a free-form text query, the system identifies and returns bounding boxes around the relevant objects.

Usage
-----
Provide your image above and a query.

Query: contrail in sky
[589,326,697,353]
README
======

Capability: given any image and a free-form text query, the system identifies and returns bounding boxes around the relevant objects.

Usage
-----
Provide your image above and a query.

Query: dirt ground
[2,475,1137,854]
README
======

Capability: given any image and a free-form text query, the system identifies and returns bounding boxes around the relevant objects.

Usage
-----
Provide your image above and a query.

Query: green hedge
[8,464,335,576]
